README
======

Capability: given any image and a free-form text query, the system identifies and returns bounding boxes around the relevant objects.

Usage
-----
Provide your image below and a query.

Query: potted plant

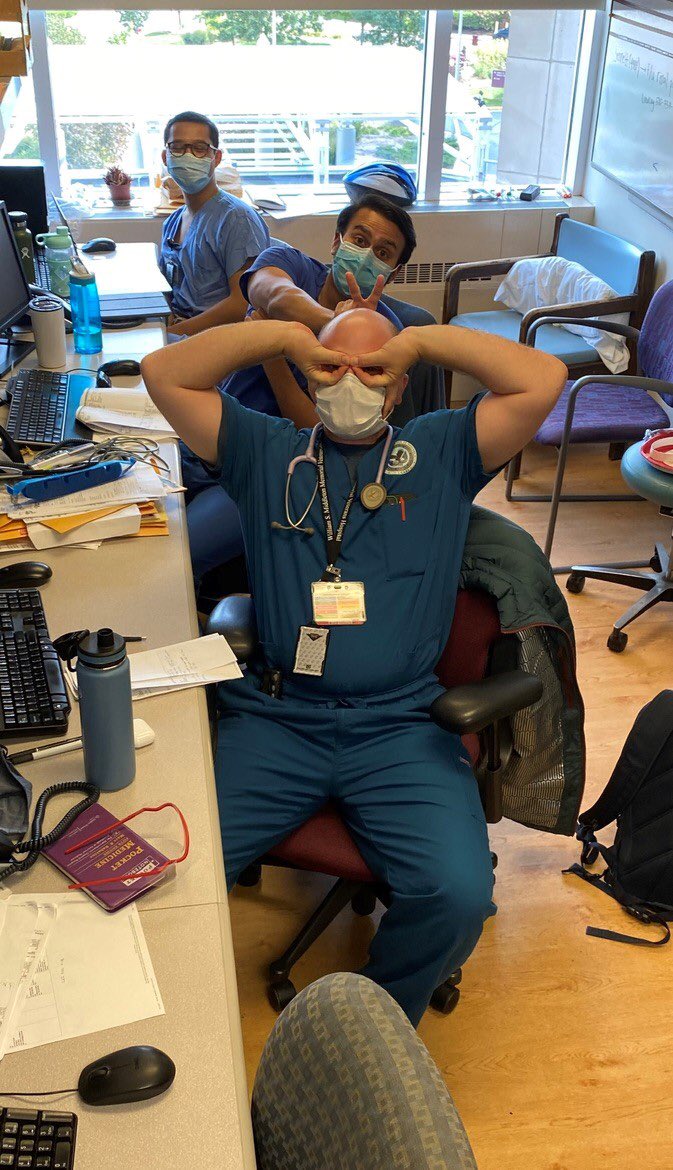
[104,166,132,205]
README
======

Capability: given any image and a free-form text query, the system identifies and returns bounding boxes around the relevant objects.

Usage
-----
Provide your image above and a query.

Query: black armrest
[206,595,258,664]
[430,670,543,735]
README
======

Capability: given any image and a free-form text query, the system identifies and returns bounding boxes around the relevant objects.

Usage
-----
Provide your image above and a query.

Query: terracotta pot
[108,181,132,204]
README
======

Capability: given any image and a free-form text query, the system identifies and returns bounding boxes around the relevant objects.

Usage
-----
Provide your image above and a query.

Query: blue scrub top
[221,245,403,417]
[159,190,270,319]
[214,393,493,704]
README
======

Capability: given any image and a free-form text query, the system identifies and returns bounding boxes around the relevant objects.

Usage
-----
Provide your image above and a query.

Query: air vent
[392,261,456,285]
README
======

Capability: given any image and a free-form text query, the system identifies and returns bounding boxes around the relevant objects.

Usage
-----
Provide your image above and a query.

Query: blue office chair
[442,213,655,407]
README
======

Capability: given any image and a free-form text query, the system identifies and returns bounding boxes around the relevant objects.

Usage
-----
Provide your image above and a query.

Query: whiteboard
[593,0,673,218]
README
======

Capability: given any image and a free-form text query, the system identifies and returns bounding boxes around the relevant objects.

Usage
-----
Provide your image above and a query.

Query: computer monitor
[0,199,35,378]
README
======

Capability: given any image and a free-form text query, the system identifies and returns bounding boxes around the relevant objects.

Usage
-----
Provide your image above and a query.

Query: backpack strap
[579,690,673,832]
[564,862,672,946]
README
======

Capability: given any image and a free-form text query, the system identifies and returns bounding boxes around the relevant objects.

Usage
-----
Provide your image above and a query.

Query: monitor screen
[0,200,30,334]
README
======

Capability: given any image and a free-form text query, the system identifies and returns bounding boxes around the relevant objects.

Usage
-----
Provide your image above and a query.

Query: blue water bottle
[77,628,135,792]
[69,263,103,355]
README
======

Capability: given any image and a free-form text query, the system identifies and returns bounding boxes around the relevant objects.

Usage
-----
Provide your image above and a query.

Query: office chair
[208,587,542,1014]
[519,278,673,562]
[252,972,479,1170]
[442,212,655,409]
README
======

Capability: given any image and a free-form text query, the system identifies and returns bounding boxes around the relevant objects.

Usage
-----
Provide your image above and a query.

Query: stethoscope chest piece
[360,481,388,511]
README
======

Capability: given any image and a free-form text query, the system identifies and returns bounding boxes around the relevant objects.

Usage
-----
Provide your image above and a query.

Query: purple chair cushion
[536,380,670,446]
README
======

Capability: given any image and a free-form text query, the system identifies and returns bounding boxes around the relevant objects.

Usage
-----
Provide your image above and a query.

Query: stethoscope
[270,423,395,537]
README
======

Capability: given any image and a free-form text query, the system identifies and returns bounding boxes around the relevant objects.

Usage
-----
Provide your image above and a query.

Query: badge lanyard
[316,440,358,582]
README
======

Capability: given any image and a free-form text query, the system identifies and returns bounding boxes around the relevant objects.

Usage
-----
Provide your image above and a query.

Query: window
[4,8,586,207]
[0,76,40,163]
[441,9,583,193]
[37,9,426,198]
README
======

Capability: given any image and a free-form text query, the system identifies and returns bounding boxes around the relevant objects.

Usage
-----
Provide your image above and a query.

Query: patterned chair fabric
[252,972,479,1170]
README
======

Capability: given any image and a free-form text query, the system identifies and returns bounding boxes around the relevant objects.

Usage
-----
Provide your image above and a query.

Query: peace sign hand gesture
[334,271,387,316]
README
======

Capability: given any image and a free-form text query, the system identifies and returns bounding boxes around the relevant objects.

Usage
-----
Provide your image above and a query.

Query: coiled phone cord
[0,780,100,881]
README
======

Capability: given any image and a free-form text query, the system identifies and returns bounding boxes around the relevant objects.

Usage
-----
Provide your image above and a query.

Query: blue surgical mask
[332,237,396,298]
[166,153,213,195]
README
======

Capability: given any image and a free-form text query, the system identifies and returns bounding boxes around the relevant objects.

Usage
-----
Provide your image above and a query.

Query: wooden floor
[229,442,673,1170]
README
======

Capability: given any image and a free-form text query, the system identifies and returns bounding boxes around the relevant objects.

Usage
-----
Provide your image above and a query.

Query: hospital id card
[311,580,366,626]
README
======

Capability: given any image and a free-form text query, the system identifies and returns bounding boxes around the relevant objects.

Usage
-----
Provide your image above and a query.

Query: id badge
[311,580,366,626]
[293,625,330,676]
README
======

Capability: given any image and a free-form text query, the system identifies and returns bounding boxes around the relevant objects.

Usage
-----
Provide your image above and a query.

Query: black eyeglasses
[166,141,215,159]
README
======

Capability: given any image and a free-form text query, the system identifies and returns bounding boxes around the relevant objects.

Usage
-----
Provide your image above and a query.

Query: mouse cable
[0,1088,77,1098]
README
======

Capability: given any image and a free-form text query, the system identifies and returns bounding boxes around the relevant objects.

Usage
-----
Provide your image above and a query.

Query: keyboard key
[41,1113,73,1123]
[0,1156,14,1167]
[54,1141,71,1168]
[5,1111,37,1122]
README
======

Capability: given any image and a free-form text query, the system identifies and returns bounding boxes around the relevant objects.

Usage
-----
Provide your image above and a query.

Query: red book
[44,803,174,912]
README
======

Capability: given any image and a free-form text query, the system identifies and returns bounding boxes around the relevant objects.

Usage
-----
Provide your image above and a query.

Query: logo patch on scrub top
[386,440,417,476]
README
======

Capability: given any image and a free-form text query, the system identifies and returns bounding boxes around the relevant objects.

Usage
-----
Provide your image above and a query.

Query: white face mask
[315,370,387,440]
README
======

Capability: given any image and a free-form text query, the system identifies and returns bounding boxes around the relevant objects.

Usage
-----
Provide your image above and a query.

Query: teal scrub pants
[215,693,495,1027]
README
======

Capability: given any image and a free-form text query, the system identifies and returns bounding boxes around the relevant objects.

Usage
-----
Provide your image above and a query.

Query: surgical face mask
[315,370,387,440]
[166,152,213,195]
[332,238,396,298]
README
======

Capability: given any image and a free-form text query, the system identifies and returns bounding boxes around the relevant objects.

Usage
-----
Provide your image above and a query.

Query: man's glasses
[166,141,214,159]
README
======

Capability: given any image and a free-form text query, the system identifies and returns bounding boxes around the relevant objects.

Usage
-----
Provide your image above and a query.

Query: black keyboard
[0,590,69,737]
[6,369,69,446]
[0,1107,77,1169]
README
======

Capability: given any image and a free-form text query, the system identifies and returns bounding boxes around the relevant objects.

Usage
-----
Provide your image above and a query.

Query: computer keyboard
[0,1107,77,1169]
[0,589,70,737]
[6,369,69,446]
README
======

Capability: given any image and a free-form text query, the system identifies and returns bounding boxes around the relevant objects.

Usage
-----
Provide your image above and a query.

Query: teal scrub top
[214,393,493,703]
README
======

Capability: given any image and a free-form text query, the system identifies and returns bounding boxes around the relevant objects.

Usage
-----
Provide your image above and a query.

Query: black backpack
[565,690,673,947]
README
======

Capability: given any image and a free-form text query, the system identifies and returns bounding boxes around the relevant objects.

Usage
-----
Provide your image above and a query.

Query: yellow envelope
[40,506,129,535]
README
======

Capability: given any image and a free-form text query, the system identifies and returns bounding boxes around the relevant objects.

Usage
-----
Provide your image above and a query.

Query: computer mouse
[81,238,117,255]
[78,1045,176,1107]
[0,561,52,588]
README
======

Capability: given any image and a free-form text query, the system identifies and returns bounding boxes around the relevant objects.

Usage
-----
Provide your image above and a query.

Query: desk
[0,327,256,1170]
[82,243,170,299]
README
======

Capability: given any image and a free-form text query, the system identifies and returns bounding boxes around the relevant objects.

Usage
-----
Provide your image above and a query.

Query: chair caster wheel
[351,889,377,917]
[269,980,297,1012]
[566,573,585,594]
[237,863,262,888]
[607,629,628,653]
[431,981,461,1014]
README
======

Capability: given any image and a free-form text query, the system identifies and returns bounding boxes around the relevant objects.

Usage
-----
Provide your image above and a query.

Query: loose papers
[0,894,164,1060]
[76,385,176,439]
[64,634,242,702]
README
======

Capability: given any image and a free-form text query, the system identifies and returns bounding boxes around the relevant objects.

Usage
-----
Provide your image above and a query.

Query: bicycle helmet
[344,163,417,207]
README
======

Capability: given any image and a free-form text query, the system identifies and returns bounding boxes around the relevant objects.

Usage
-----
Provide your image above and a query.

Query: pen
[8,718,155,765]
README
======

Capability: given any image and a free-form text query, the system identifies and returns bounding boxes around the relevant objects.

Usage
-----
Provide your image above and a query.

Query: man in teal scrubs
[142,311,566,1026]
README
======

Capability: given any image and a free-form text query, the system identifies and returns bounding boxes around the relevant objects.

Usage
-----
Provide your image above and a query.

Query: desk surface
[81,243,170,297]
[0,327,256,1170]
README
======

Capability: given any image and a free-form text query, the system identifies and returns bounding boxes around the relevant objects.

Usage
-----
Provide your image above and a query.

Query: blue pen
[7,459,136,503]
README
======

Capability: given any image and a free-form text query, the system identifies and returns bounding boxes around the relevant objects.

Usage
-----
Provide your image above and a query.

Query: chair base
[567,538,673,652]
[239,858,497,1017]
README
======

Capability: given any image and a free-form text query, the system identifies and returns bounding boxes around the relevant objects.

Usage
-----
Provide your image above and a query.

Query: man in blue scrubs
[158,110,269,337]
[142,310,566,1025]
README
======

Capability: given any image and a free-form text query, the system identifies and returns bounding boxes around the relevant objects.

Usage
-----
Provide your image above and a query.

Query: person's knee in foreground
[142,308,567,1025]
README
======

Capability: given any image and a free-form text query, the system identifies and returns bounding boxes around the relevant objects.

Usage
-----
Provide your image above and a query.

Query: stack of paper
[64,634,242,702]
[0,463,176,553]
[0,893,164,1060]
[76,386,176,439]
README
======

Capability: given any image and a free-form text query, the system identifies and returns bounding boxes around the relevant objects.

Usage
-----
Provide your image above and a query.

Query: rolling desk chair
[442,212,655,409]
[208,588,542,1014]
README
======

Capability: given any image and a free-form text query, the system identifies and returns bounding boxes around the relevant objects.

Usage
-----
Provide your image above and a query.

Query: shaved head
[319,308,398,360]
